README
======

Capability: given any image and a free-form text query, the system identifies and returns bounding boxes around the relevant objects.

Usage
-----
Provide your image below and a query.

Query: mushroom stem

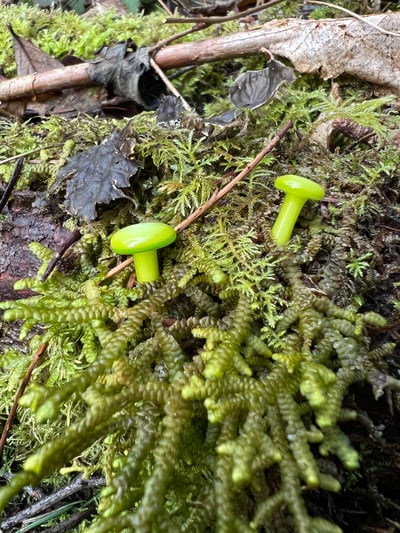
[133,250,159,282]
[271,195,307,245]
[271,175,325,245]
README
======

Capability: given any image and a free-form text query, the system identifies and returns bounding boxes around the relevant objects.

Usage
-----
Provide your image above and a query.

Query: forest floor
[0,1,399,532]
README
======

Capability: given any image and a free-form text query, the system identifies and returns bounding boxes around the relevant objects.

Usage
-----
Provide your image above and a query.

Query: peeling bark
[154,12,400,95]
[0,13,398,105]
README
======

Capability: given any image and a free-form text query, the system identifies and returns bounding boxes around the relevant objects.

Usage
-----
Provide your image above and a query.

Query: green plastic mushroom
[110,222,176,282]
[271,175,325,245]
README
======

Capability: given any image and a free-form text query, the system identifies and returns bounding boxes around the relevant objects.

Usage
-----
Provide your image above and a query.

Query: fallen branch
[154,12,400,95]
[0,473,105,530]
[0,63,93,102]
[0,12,399,104]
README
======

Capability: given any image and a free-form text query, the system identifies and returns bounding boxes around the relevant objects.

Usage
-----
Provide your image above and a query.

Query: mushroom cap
[110,222,176,255]
[274,175,324,201]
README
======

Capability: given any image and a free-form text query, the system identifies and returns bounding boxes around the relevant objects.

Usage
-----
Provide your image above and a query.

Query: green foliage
[0,216,399,531]
[0,6,167,69]
[312,95,395,137]
[346,250,372,279]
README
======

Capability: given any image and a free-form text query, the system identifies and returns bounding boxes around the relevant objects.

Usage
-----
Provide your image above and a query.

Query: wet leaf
[156,95,183,128]
[56,129,141,220]
[229,59,296,110]
[89,44,165,110]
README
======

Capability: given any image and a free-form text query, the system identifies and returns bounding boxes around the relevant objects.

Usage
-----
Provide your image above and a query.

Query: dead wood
[154,12,400,94]
[0,63,93,102]
[0,12,399,105]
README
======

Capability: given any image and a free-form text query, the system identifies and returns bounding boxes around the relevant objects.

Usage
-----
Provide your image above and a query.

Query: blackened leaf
[206,108,242,126]
[156,95,183,128]
[229,59,296,110]
[56,130,140,220]
[88,46,165,110]
[96,40,136,61]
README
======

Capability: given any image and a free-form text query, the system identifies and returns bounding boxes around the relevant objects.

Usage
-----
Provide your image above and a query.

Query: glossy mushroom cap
[111,222,176,282]
[111,222,176,255]
[275,175,325,201]
[271,175,324,245]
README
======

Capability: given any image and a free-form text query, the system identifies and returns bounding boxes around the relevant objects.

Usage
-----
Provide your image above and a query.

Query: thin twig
[150,58,193,112]
[103,255,134,279]
[0,143,70,166]
[174,119,293,231]
[149,22,207,53]
[0,343,48,463]
[165,0,284,25]
[44,503,97,533]
[157,0,174,16]
[40,229,82,282]
[0,157,24,213]
[103,120,293,280]
[0,474,105,530]
[305,0,400,37]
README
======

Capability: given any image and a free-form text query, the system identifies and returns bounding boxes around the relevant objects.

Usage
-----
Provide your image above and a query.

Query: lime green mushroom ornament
[271,175,325,245]
[110,222,176,282]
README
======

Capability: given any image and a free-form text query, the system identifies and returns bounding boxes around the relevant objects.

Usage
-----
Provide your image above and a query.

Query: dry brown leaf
[8,24,63,76]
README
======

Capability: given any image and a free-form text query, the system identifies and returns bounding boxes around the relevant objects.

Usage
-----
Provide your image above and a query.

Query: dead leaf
[201,59,294,138]
[310,116,376,150]
[229,59,295,110]
[88,44,165,110]
[8,23,63,76]
[55,129,141,220]
[156,95,184,127]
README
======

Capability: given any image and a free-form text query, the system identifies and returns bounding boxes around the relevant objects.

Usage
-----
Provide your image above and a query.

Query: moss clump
[1,234,398,532]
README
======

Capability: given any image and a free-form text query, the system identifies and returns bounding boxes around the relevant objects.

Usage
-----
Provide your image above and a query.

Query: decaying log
[0,12,398,104]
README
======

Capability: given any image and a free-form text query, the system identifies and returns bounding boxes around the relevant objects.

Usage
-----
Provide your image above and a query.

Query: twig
[305,0,400,37]
[0,342,48,463]
[149,22,207,53]
[0,156,24,213]
[103,120,293,280]
[165,0,284,25]
[44,503,97,533]
[40,228,82,282]
[157,0,174,16]
[102,256,133,279]
[0,474,105,530]
[150,58,193,112]
[174,119,293,231]
[0,143,78,166]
